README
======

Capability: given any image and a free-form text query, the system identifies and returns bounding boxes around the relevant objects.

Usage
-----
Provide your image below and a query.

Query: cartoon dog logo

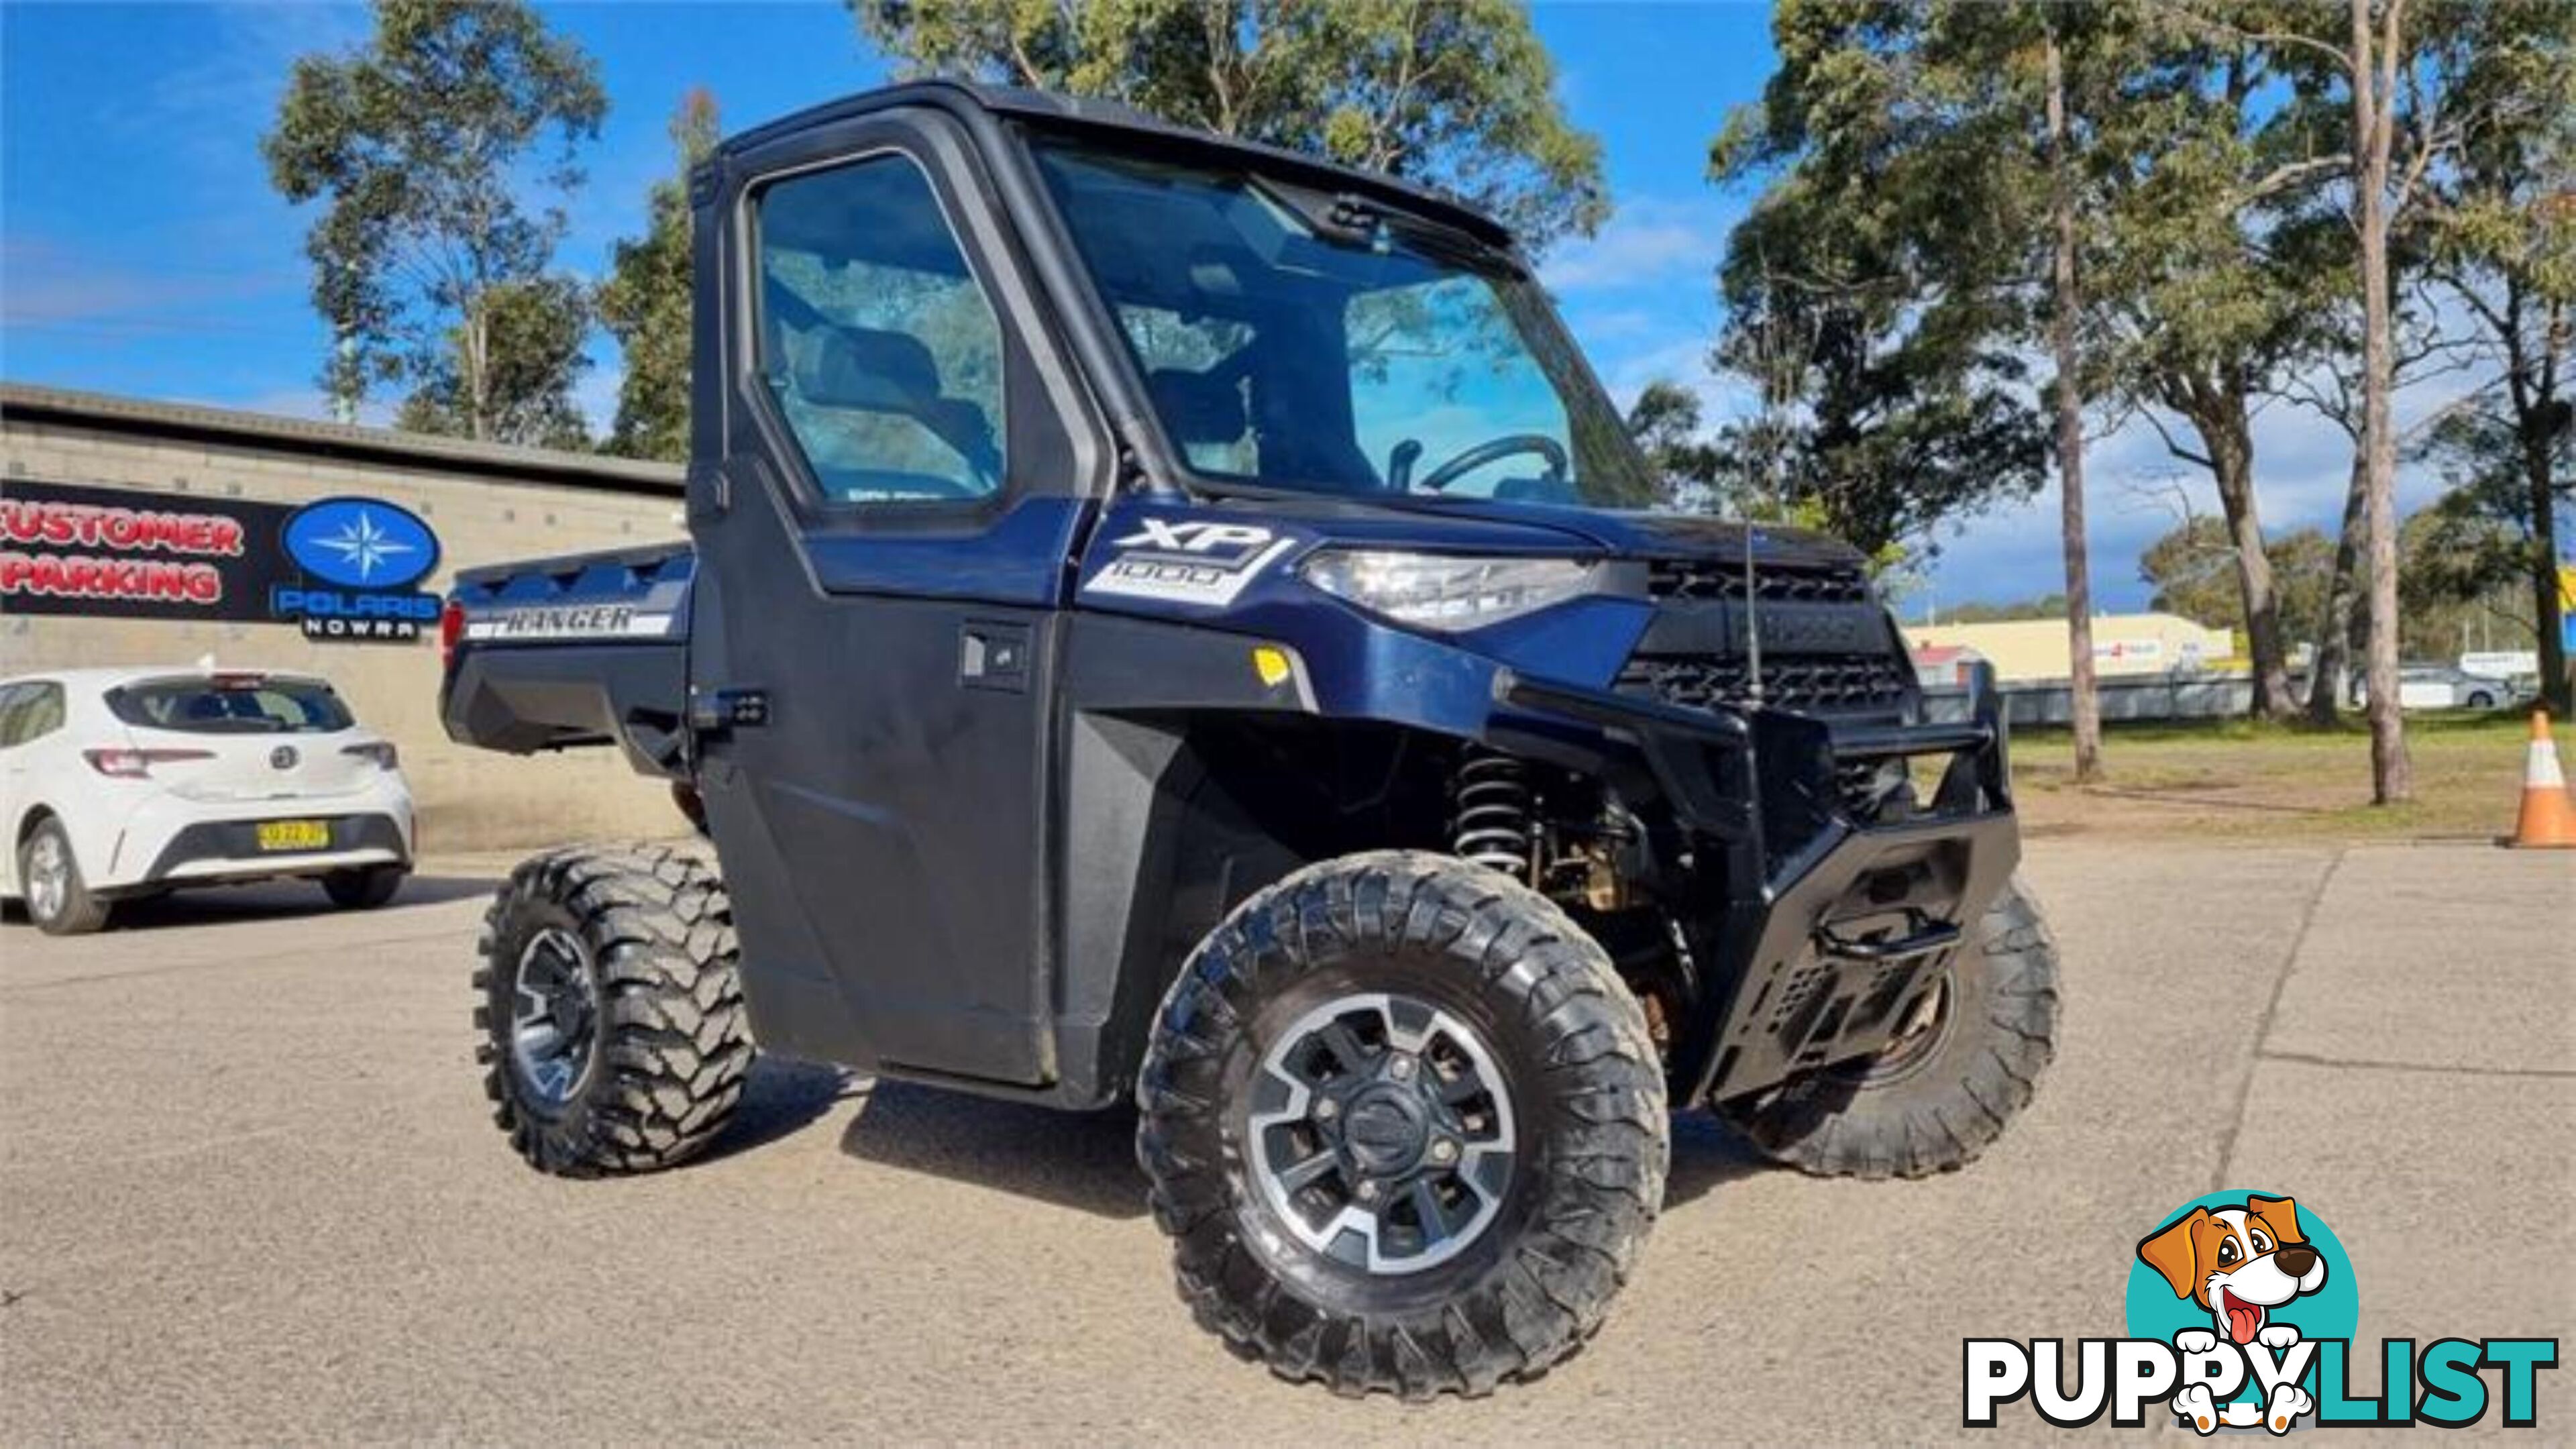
[2137,1194,2327,1433]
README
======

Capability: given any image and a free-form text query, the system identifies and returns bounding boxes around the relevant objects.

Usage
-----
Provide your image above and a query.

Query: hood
[1210,492,1868,570]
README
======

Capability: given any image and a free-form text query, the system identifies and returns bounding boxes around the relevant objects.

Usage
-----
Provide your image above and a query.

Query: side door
[686,107,1104,1085]
[0,684,28,893]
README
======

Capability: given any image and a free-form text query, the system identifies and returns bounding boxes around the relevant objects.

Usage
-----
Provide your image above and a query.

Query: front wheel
[1715,877,2059,1179]
[474,844,753,1176]
[1136,851,1668,1399]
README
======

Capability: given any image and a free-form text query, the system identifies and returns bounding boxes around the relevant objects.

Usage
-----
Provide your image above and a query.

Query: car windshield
[106,678,355,734]
[1032,142,1662,509]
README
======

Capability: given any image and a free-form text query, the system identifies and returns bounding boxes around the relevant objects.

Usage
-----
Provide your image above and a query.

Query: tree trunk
[2046,28,2102,781]
[465,300,494,443]
[2528,423,2570,716]
[2354,0,2410,802]
[2204,403,2296,719]
[2306,451,2368,723]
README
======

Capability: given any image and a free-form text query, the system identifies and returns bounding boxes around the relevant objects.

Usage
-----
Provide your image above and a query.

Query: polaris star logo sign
[269,498,443,645]
[1083,517,1295,609]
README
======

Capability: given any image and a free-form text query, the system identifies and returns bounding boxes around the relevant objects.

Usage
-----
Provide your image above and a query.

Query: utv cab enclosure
[441,80,2057,1398]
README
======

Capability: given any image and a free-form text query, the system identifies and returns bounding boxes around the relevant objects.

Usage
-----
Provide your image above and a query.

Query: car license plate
[255,819,331,852]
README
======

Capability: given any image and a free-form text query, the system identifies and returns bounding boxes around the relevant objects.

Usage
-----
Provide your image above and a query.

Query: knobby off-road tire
[474,844,752,1176]
[1136,851,1668,1399]
[1717,876,2058,1180]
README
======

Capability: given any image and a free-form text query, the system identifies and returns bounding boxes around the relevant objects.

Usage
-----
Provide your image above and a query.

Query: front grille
[1646,558,1872,606]
[1618,653,1914,715]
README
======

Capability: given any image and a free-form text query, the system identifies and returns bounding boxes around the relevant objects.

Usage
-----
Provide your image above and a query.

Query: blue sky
[0,2,2469,610]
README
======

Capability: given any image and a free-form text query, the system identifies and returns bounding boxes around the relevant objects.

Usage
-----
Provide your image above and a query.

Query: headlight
[1300,550,1597,629]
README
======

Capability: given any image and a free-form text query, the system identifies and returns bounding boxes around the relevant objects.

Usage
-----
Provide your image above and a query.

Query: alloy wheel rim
[509,927,600,1110]
[25,834,66,922]
[1851,967,1956,1086]
[1246,991,1517,1275]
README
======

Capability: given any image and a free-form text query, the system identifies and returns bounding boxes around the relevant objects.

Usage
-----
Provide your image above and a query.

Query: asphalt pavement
[1,840,2567,1443]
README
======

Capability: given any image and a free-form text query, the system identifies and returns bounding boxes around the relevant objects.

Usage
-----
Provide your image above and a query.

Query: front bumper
[1493,662,2019,1104]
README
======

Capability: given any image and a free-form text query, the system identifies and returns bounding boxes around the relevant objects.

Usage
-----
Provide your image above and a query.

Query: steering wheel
[1411,434,1570,494]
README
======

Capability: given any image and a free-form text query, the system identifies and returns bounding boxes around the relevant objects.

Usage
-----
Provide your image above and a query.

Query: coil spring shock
[1452,750,1535,879]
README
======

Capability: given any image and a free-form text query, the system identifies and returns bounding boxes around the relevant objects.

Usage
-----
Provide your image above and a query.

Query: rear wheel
[20,818,111,936]
[474,845,752,1175]
[1136,851,1667,1398]
[322,863,406,910]
[1715,877,2058,1179]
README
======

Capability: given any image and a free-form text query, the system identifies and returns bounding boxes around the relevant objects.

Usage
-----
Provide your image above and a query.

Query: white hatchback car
[0,668,415,934]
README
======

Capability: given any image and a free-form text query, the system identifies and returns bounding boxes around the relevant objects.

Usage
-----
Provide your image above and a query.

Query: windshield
[1032,142,1662,509]
[107,678,355,734]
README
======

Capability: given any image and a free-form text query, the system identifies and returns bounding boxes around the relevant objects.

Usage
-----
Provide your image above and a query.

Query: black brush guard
[1491,662,2019,1106]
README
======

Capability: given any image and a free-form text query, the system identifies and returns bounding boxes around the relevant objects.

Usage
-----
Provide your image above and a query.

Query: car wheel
[1715,877,2059,1179]
[2465,691,2495,710]
[18,818,111,936]
[322,863,407,910]
[475,844,753,1176]
[1136,851,1668,1398]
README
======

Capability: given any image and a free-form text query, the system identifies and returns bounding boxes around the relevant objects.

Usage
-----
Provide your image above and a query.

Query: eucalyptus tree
[597,91,722,463]
[263,0,606,444]
[850,0,1607,248]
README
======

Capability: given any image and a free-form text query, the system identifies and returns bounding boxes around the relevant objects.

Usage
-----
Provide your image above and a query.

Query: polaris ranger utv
[441,80,2057,1398]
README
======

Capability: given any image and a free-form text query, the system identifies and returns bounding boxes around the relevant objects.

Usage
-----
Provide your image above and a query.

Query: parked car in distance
[0,667,414,934]
[2351,662,2518,712]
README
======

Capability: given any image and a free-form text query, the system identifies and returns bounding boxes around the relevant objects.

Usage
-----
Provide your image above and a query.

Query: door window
[755,155,1006,505]
[0,682,62,748]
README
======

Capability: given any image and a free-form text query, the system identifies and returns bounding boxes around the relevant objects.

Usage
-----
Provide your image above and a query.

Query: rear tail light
[84,747,215,778]
[341,741,400,770]
[439,600,466,672]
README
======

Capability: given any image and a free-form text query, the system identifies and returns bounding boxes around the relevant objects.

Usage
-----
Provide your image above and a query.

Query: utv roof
[714,78,1517,252]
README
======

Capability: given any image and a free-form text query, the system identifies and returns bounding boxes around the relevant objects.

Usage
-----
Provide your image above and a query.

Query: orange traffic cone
[2510,711,2576,849]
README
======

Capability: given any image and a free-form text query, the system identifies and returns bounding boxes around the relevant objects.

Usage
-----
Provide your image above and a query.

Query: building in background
[1904,612,2236,686]
[2,384,686,850]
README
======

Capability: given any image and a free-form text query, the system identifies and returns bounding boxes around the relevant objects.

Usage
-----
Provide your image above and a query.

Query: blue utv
[439,81,2058,1399]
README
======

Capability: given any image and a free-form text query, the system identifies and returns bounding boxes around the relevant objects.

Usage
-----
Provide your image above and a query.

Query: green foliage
[596,91,720,462]
[2137,515,2336,646]
[1939,594,2068,625]
[1623,379,1721,505]
[1705,0,2051,561]
[2398,500,2542,659]
[849,0,1607,247]
[262,0,605,444]
[392,274,595,449]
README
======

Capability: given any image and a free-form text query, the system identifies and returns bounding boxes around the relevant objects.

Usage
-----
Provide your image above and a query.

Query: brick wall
[1,396,692,852]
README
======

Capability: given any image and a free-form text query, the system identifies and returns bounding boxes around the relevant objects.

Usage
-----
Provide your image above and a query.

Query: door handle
[960,621,1031,693]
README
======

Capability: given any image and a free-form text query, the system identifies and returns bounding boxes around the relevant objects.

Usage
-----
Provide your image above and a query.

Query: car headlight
[1300,550,1598,629]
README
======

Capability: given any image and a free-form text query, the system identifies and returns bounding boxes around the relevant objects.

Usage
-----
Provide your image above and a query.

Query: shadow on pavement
[66,873,503,932]
[1662,1110,1781,1208]
[692,1057,864,1167]
[838,1079,1147,1220]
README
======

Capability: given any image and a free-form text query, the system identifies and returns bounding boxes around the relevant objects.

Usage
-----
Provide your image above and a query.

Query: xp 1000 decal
[1964,1191,2556,1432]
[1081,517,1295,609]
